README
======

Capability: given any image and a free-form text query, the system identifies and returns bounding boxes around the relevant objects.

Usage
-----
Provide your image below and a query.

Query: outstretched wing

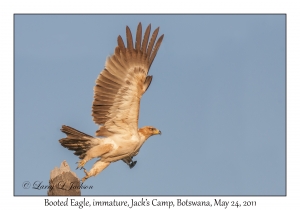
[92,23,164,137]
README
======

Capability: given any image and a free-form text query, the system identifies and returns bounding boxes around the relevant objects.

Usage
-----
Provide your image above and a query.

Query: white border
[2,0,298,209]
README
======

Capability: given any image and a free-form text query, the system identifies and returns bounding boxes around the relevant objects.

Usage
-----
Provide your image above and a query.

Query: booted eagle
[59,23,163,182]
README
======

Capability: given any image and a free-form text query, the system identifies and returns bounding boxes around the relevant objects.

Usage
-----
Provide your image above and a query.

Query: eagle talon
[76,160,86,170]
[81,176,88,183]
[129,161,137,169]
[80,169,90,183]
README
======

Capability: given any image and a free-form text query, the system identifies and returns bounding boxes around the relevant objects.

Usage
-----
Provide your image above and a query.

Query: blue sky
[14,14,285,196]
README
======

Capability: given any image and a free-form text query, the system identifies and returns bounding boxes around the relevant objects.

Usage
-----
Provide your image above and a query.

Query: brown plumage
[59,23,163,182]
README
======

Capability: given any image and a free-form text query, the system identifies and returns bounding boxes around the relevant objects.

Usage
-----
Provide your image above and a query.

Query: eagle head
[138,126,161,140]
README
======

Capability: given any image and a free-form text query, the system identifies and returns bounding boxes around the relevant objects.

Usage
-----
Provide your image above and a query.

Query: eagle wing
[92,23,164,137]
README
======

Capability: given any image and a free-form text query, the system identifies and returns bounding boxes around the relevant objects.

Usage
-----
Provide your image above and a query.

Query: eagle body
[59,23,163,182]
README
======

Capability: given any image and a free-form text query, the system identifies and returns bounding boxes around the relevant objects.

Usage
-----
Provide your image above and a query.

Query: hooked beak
[153,128,161,135]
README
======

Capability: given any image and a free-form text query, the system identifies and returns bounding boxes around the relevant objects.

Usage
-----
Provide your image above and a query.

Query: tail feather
[60,125,92,138]
[59,125,94,159]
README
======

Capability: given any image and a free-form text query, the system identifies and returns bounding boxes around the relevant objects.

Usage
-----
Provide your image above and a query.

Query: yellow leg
[81,160,110,182]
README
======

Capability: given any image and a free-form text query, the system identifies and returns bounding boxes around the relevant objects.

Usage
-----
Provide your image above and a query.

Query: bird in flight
[59,22,164,182]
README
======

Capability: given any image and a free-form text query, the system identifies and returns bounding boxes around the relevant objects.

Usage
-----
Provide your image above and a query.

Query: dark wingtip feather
[135,22,142,50]
[141,24,151,53]
[117,35,126,55]
[126,26,134,51]
[147,27,159,55]
[149,34,164,69]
